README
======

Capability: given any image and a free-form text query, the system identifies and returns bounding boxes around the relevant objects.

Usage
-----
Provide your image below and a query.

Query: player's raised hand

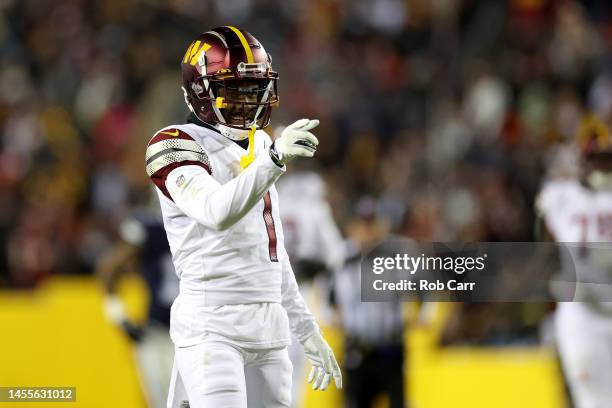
[301,329,342,391]
[270,118,320,165]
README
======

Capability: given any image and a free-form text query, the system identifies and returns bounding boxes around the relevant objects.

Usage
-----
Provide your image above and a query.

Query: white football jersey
[538,178,612,302]
[538,179,612,242]
[145,122,317,348]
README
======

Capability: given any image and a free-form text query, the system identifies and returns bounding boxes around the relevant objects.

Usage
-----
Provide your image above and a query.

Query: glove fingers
[288,118,310,130]
[319,373,331,391]
[329,351,340,372]
[300,119,320,132]
[299,131,319,146]
[307,366,317,383]
[310,367,322,389]
[300,149,315,158]
[330,353,342,389]
[293,138,318,151]
[292,132,318,154]
[323,351,334,374]
[292,131,318,157]
[313,368,326,390]
[333,372,342,390]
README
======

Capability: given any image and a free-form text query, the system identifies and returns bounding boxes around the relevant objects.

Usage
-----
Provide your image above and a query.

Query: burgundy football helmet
[181,26,279,130]
[577,113,612,189]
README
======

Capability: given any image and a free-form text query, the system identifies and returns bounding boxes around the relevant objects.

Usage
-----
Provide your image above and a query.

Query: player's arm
[280,246,342,391]
[96,217,146,292]
[96,241,138,294]
[147,119,319,230]
[95,218,146,341]
[534,183,558,242]
[280,248,319,341]
[166,156,282,230]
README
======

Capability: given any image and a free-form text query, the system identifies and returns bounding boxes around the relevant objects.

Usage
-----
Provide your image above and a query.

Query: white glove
[103,295,144,342]
[301,329,342,391]
[103,295,128,325]
[271,118,319,165]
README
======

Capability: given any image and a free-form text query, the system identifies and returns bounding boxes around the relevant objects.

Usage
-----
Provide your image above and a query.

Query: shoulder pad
[145,127,212,201]
[146,128,211,177]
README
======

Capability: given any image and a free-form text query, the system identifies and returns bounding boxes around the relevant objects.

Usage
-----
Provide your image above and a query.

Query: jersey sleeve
[145,128,212,201]
[279,245,319,342]
[148,128,286,231]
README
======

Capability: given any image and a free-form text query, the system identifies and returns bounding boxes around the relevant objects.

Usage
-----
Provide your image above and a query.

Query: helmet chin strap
[587,171,612,190]
[186,79,273,169]
[218,124,250,141]
[225,80,273,169]
[216,120,256,170]
[214,124,255,169]
[238,81,273,169]
[239,125,257,169]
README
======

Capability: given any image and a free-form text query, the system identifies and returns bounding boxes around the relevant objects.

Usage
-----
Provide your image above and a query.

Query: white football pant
[556,303,612,408]
[169,337,293,408]
[135,323,175,408]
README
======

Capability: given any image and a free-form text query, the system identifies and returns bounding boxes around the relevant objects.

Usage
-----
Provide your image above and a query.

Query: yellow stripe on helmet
[182,41,196,63]
[578,113,610,151]
[190,42,211,66]
[226,26,254,63]
[183,40,201,64]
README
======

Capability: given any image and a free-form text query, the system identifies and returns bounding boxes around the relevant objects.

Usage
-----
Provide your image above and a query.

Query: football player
[97,204,182,408]
[537,114,612,408]
[145,27,341,408]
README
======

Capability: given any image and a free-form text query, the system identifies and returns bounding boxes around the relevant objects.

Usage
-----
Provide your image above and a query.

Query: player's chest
[560,199,612,241]
[205,137,270,183]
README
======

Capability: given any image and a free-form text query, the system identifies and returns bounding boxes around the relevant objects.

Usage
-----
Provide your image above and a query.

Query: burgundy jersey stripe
[262,191,278,262]
[151,161,211,201]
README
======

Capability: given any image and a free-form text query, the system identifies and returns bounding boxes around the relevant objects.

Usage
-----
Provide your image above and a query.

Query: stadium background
[1,0,611,406]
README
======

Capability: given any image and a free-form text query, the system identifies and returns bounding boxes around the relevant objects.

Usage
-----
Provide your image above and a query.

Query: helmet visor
[213,77,278,129]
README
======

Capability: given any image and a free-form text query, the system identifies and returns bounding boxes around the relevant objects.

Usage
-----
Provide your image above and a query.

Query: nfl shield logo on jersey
[176,175,186,187]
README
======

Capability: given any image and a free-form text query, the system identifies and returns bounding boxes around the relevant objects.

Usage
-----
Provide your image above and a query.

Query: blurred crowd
[0,0,611,301]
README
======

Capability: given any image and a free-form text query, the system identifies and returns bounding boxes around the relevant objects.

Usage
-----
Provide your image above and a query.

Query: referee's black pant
[344,340,405,408]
